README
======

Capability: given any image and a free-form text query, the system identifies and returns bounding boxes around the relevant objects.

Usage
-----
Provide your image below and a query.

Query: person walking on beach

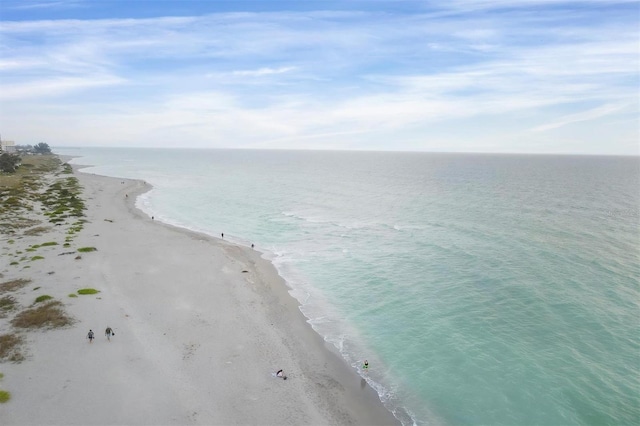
[105,327,114,341]
[87,329,94,343]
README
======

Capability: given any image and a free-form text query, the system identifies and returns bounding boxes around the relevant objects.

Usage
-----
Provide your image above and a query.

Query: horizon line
[51,146,640,158]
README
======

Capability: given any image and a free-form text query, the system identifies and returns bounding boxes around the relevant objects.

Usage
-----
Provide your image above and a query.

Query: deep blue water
[57,147,640,426]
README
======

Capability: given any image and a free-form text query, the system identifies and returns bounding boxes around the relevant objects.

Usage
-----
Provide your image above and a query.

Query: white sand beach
[0,163,399,425]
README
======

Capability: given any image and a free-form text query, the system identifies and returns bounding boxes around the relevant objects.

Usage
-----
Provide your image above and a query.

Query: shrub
[77,247,97,253]
[68,294,78,298]
[0,333,24,362]
[0,296,17,316]
[77,288,99,295]
[0,278,30,293]
[0,152,21,173]
[9,262,18,266]
[30,256,44,261]
[11,301,73,329]
[0,391,9,403]
[40,242,58,247]
[34,295,53,303]
[3,197,21,206]
[23,226,51,236]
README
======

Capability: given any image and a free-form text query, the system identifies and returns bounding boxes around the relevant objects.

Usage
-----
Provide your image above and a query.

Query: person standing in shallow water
[221,233,224,239]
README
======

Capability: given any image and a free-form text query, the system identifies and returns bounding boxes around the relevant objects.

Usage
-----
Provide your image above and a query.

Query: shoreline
[99,166,401,424]
[0,158,400,425]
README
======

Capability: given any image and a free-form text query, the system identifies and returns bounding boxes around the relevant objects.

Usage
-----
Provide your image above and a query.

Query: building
[1,140,16,153]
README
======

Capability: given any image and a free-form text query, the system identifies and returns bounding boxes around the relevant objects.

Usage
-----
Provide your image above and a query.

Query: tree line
[0,142,52,173]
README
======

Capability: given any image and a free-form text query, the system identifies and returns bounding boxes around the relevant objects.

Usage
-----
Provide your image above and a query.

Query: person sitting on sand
[276,369,287,380]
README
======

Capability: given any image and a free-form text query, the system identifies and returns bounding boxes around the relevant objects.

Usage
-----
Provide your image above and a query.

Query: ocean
[55,147,639,426]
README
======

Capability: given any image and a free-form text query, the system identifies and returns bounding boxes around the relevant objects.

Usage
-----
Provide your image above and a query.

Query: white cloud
[0,5,637,154]
[0,59,46,70]
[7,0,83,10]
[231,67,297,77]
[0,75,126,100]
[444,0,638,12]
[530,103,629,132]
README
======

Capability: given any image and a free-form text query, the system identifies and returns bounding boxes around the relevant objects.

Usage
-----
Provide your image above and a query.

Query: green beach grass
[0,155,83,373]
[34,295,53,304]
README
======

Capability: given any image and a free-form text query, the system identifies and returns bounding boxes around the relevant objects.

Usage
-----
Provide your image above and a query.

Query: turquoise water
[57,147,639,425]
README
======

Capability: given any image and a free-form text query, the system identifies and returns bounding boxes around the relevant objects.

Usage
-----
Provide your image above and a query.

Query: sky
[0,0,638,154]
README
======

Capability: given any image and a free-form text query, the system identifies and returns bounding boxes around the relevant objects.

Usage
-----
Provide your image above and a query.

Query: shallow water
[58,147,640,425]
